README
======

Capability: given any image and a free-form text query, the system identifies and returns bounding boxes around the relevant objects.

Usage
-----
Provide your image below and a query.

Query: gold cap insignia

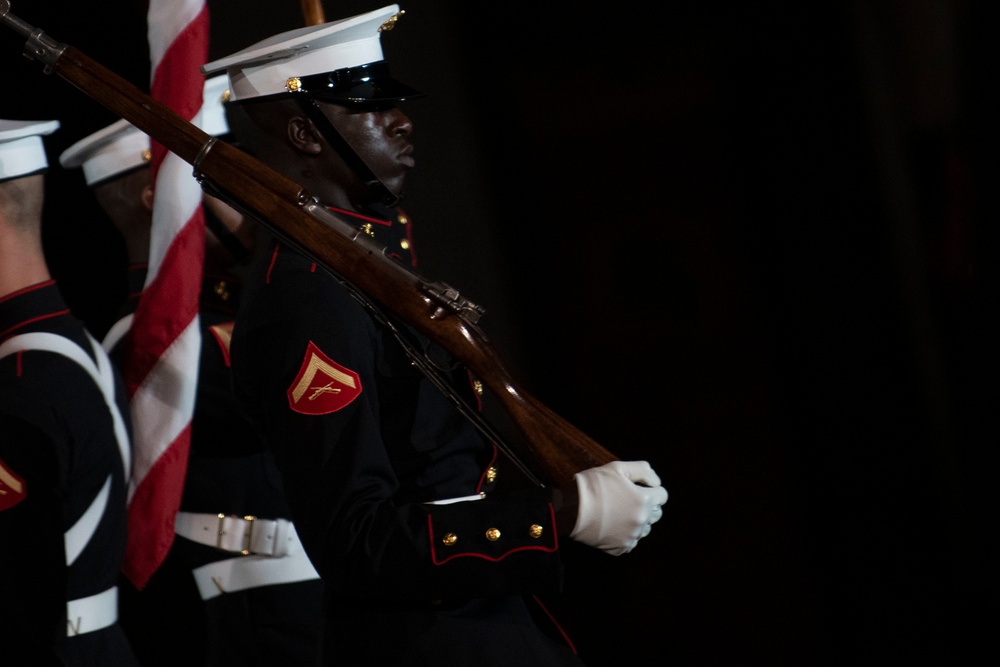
[379,10,404,32]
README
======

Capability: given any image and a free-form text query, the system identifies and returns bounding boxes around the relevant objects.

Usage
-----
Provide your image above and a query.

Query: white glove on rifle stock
[569,460,668,556]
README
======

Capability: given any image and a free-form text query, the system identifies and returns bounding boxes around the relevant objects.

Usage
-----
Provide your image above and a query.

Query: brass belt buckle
[216,513,256,555]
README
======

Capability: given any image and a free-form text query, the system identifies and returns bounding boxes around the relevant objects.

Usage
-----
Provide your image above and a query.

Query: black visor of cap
[296,61,424,104]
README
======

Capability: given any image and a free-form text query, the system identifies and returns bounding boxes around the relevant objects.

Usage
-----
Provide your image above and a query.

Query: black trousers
[323,595,584,666]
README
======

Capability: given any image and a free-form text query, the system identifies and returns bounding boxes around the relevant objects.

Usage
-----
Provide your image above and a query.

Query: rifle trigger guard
[191,137,218,183]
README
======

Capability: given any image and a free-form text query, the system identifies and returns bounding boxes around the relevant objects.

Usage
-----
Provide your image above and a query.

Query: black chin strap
[293,94,401,208]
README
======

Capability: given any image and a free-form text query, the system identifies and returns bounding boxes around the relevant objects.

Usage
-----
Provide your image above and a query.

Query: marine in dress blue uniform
[204,6,667,665]
[0,119,139,665]
[233,203,580,665]
[58,81,324,665]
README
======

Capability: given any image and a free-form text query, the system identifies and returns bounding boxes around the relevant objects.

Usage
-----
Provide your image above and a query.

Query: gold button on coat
[529,524,544,538]
[486,466,497,483]
[485,528,501,541]
[442,532,458,546]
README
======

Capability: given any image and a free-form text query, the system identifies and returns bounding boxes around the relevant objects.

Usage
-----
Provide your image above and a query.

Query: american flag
[120,0,209,590]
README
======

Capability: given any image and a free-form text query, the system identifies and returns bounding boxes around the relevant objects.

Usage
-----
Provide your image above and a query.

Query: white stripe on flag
[127,318,202,501]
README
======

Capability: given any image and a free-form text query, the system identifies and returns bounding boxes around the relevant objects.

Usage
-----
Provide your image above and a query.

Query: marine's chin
[381,173,409,198]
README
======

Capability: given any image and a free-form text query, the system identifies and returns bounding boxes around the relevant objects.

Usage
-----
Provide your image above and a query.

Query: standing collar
[0,280,73,342]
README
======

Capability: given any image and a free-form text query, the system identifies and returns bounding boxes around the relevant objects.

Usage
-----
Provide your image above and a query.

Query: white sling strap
[0,331,131,564]
[64,475,112,567]
[101,313,133,355]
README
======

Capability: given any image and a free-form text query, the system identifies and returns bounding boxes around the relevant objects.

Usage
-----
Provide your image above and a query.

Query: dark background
[3,1,999,664]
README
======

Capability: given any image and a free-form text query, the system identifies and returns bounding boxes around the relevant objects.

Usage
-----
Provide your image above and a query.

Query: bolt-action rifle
[0,0,617,488]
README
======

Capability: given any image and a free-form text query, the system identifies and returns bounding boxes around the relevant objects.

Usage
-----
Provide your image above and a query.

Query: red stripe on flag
[121,422,192,586]
[148,7,210,176]
[121,214,206,396]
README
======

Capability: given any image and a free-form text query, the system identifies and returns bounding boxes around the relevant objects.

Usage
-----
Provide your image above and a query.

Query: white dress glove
[569,460,668,556]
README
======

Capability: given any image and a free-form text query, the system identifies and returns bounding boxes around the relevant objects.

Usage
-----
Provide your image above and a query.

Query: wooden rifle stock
[0,2,617,488]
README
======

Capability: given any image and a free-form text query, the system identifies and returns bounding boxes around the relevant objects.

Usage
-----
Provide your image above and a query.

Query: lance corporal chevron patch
[0,458,27,512]
[287,341,362,415]
[208,322,235,367]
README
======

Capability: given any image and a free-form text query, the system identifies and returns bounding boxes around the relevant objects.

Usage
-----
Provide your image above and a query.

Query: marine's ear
[140,183,154,212]
[287,115,323,156]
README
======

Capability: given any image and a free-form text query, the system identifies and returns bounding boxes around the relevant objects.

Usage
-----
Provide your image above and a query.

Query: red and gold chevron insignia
[208,322,235,367]
[287,341,362,415]
[0,458,27,512]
